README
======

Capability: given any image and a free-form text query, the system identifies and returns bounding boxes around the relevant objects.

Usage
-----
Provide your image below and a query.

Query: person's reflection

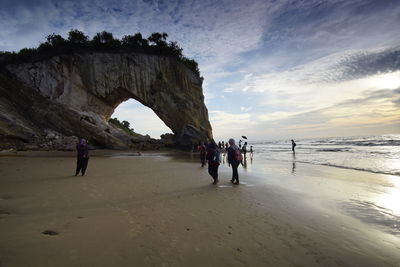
[292,153,296,175]
[243,158,248,170]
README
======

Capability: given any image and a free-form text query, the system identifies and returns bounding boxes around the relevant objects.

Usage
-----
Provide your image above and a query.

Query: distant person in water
[198,142,207,167]
[206,141,220,184]
[228,138,242,184]
[291,139,296,153]
[250,145,254,158]
[75,138,89,176]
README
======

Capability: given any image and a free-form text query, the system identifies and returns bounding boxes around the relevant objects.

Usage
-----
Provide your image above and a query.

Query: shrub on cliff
[0,29,201,78]
[109,117,136,136]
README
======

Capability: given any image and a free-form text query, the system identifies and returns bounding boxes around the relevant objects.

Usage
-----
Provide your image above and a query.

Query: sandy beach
[0,151,399,266]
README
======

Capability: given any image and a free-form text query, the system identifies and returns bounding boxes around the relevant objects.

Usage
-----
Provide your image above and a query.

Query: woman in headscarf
[75,138,89,176]
[206,141,220,184]
[227,138,241,184]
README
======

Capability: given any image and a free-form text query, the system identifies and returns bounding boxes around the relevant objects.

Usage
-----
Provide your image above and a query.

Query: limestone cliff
[0,52,212,149]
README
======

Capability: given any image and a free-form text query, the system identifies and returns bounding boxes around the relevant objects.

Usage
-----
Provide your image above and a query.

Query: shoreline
[1,151,399,266]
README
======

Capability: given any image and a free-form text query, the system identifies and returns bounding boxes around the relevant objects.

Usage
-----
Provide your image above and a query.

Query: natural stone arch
[3,52,213,148]
[111,99,172,138]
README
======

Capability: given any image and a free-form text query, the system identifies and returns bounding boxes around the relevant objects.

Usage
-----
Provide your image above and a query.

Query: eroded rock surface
[0,52,212,149]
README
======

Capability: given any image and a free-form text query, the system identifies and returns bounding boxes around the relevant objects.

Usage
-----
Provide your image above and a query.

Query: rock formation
[0,52,213,150]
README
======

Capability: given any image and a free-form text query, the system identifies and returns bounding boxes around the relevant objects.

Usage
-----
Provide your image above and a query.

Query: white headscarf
[229,138,239,150]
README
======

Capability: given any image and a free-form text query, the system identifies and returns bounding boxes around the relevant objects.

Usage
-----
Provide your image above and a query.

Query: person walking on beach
[198,142,207,167]
[206,141,220,184]
[291,139,296,153]
[250,145,253,158]
[228,138,242,184]
[242,142,248,159]
[75,138,89,176]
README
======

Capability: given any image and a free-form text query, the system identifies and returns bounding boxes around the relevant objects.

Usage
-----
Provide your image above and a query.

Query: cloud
[209,110,255,139]
[249,87,400,140]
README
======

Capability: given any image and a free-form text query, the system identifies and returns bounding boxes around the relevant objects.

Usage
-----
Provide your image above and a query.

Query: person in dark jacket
[227,138,240,184]
[75,138,89,176]
[291,139,296,153]
[198,142,207,167]
[206,141,220,184]
[242,142,248,159]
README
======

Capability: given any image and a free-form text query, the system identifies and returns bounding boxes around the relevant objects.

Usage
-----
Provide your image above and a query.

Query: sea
[247,135,400,176]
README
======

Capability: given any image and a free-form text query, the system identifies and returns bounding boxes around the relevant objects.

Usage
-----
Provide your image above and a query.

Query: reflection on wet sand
[340,199,400,235]
[292,153,296,175]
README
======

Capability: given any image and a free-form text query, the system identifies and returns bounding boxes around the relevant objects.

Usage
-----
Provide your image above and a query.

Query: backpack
[213,149,220,162]
[234,148,243,161]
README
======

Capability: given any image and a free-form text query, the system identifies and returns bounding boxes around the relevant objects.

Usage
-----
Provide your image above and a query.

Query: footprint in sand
[0,209,11,216]
[42,230,59,236]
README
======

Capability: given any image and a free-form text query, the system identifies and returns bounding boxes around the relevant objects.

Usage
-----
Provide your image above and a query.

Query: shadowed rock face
[0,52,212,149]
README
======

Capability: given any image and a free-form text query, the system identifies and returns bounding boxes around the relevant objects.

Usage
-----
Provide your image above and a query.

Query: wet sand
[0,151,399,266]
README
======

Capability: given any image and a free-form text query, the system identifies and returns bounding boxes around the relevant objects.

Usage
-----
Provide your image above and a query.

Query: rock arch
[1,52,213,148]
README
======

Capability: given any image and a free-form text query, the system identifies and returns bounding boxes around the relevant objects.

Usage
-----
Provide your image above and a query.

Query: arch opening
[111,99,173,139]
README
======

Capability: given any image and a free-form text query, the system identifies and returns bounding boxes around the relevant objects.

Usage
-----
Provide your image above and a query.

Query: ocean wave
[258,155,400,176]
[316,149,349,152]
[296,161,400,176]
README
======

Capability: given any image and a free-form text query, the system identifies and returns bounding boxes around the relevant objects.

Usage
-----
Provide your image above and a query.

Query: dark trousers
[208,163,219,182]
[76,157,89,175]
[231,162,239,183]
[200,153,206,166]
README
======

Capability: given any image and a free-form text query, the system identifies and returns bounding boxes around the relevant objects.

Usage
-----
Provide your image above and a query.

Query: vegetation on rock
[108,117,137,136]
[0,29,201,78]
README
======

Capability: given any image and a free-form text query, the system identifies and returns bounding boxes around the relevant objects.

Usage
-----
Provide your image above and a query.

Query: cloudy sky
[1,0,399,140]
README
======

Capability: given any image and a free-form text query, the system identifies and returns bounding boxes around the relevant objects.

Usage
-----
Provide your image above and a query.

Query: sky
[1,0,399,140]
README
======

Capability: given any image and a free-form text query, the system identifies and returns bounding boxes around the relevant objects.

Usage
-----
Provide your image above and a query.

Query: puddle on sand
[217,182,255,188]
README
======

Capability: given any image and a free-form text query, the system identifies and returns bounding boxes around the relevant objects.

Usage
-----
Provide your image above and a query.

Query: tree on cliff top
[0,29,201,78]
[68,29,89,45]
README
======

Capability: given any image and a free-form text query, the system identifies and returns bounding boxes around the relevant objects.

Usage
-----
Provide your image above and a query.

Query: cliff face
[0,52,212,149]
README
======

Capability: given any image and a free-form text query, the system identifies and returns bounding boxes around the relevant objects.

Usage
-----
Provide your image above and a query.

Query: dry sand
[0,151,399,266]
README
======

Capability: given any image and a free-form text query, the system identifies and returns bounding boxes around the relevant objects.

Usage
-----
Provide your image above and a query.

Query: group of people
[198,138,249,185]
[198,138,297,184]
[75,137,297,181]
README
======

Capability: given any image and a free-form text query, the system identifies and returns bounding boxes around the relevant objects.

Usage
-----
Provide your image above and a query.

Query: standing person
[250,145,254,159]
[227,138,242,184]
[223,142,229,163]
[242,142,248,159]
[206,141,220,184]
[198,142,207,167]
[75,138,89,176]
[291,139,297,153]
